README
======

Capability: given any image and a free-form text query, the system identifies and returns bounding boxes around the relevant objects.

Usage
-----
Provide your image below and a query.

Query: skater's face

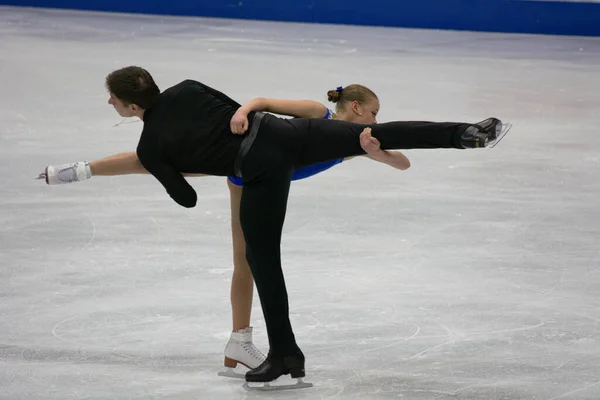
[346,97,380,124]
[108,92,138,118]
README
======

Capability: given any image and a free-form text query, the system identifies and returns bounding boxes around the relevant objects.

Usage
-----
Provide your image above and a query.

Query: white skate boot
[218,327,266,379]
[36,162,92,185]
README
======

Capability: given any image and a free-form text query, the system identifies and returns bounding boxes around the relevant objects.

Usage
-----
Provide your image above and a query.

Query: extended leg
[292,117,501,167]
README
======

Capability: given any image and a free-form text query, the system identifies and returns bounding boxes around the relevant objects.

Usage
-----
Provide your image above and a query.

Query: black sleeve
[137,140,197,208]
[184,79,241,109]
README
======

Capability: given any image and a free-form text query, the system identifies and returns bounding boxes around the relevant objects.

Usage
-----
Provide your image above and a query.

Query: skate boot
[36,162,92,185]
[217,327,266,379]
[461,118,510,148]
[243,349,313,391]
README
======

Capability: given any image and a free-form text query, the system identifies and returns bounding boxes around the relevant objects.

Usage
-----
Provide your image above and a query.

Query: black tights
[239,114,470,356]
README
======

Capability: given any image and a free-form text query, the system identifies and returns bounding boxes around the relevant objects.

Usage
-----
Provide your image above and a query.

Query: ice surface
[1,6,600,399]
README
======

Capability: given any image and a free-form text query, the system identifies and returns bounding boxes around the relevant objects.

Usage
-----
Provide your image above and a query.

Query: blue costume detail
[228,108,344,186]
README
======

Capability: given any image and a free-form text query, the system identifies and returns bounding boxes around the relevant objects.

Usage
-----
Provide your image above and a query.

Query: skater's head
[105,66,160,119]
[327,84,379,124]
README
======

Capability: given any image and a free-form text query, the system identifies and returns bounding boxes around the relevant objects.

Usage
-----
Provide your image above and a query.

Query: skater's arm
[367,150,411,170]
[239,98,327,119]
[230,98,327,134]
[90,152,206,178]
[359,128,411,170]
[40,152,206,185]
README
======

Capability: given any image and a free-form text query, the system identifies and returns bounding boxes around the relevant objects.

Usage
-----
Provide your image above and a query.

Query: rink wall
[2,0,600,36]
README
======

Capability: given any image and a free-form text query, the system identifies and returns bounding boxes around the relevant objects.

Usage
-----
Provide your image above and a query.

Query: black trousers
[239,114,470,356]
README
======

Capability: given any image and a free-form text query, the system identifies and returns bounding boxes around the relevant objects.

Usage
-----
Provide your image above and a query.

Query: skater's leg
[228,179,254,331]
[239,171,298,356]
[217,179,267,375]
[239,171,308,383]
[371,121,467,149]
[293,118,473,167]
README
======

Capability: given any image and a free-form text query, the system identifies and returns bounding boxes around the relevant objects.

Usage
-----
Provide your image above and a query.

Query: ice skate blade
[217,368,245,379]
[243,378,313,391]
[489,122,513,148]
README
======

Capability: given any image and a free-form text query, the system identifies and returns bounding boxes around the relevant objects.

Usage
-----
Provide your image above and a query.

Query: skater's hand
[230,109,249,134]
[360,128,383,158]
[360,128,411,171]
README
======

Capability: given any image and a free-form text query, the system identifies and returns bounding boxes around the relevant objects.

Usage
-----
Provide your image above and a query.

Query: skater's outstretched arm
[230,98,328,134]
[88,152,146,175]
[38,152,206,185]
[90,152,206,177]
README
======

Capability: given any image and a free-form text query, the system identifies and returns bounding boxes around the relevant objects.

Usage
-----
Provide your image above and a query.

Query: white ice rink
[1,6,600,399]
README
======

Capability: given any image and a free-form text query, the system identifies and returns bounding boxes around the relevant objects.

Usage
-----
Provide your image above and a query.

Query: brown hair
[326,84,378,111]
[105,66,160,109]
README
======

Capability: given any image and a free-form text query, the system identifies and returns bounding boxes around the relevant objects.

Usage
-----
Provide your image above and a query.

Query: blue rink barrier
[1,0,599,36]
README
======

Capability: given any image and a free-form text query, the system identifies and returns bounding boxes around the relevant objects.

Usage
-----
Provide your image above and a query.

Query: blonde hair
[326,84,378,112]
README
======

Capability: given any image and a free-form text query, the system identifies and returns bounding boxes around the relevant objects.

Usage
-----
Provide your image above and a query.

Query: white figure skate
[217,327,266,379]
[36,162,92,185]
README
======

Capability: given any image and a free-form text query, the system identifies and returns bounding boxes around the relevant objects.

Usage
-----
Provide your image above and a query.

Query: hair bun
[327,89,341,103]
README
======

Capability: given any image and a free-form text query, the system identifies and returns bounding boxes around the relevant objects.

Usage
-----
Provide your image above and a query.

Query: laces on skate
[242,342,264,361]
